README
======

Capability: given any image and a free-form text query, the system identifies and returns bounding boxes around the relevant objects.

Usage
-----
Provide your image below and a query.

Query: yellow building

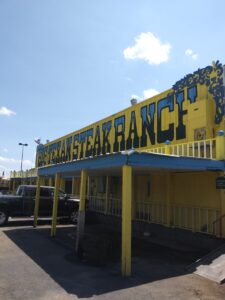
[10,168,38,193]
[0,176,10,193]
[34,60,225,276]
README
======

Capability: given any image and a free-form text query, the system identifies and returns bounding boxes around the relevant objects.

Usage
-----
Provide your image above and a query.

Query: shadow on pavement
[3,225,198,298]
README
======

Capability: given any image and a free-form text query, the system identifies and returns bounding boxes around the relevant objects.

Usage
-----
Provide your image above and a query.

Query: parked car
[0,185,79,226]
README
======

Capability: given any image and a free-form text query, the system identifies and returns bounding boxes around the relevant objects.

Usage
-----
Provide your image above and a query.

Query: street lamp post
[19,143,28,185]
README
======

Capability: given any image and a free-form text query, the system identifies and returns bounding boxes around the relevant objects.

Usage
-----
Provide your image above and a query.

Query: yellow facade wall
[72,177,80,196]
[173,172,220,209]
[86,171,223,235]
[36,61,225,168]
[133,172,221,234]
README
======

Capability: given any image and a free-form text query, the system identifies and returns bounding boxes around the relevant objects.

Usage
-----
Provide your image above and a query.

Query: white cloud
[143,88,160,99]
[22,159,34,168]
[3,148,8,153]
[185,48,198,60]
[0,156,33,167]
[192,53,198,60]
[130,88,160,103]
[123,32,171,65]
[0,156,17,164]
[0,106,16,116]
[0,156,34,177]
[185,49,193,56]
[131,94,142,101]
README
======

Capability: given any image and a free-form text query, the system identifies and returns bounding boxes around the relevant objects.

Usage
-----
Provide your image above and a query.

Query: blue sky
[0,0,225,177]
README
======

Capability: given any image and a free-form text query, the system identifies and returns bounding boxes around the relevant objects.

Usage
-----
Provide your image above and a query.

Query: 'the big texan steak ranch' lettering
[37,85,197,167]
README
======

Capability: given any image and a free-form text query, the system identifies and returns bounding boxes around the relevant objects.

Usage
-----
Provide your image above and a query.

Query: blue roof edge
[37,151,225,176]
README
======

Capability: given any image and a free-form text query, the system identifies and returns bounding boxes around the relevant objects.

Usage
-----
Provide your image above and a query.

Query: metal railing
[213,213,225,237]
[88,196,105,213]
[145,147,166,155]
[87,195,122,217]
[171,204,220,234]
[143,138,216,159]
[108,197,122,216]
[135,201,167,225]
[87,196,222,236]
[135,201,220,235]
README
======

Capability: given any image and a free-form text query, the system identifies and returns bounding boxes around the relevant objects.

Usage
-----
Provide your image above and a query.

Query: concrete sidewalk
[190,243,225,284]
[0,222,225,300]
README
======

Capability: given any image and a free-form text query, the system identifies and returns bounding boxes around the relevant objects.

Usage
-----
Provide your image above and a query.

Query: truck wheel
[0,211,8,226]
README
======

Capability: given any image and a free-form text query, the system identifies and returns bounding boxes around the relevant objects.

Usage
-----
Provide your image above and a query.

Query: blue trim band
[38,152,225,176]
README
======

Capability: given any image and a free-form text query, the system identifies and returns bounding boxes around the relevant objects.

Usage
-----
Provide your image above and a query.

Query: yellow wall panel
[36,61,224,168]
[173,172,220,209]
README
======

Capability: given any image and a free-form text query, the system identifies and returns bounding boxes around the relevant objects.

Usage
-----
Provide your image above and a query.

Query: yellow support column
[122,165,132,277]
[76,169,88,252]
[14,181,17,193]
[33,176,41,228]
[12,180,16,193]
[216,130,225,160]
[9,181,11,191]
[51,173,60,237]
[132,175,136,220]
[60,177,65,191]
[49,177,53,187]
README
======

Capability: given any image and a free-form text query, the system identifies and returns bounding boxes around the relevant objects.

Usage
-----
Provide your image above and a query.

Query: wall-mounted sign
[36,61,224,168]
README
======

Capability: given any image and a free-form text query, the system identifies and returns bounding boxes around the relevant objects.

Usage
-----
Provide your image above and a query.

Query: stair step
[187,243,225,284]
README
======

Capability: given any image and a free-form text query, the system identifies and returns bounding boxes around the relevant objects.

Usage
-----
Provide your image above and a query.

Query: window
[40,188,53,197]
[25,187,36,197]
[16,186,23,196]
[97,177,106,193]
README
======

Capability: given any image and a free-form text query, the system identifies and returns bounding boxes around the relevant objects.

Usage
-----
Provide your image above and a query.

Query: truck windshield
[16,187,23,196]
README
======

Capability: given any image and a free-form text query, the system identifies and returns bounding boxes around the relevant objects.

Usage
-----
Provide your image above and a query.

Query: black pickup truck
[0,185,79,226]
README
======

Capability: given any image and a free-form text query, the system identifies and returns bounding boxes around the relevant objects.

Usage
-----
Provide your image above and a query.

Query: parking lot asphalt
[0,219,225,300]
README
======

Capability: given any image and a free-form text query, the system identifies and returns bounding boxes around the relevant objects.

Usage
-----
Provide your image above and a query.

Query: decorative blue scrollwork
[172,60,224,124]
